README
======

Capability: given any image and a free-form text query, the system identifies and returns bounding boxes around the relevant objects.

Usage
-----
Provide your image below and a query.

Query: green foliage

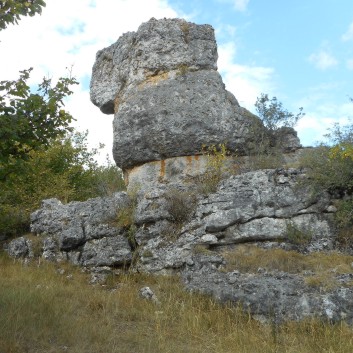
[92,158,126,197]
[0,132,126,238]
[116,186,140,229]
[255,93,304,132]
[300,121,353,194]
[197,143,231,194]
[245,94,304,170]
[285,222,312,246]
[299,119,353,247]
[300,145,353,194]
[0,68,79,179]
[115,186,140,249]
[0,0,46,30]
[334,199,353,248]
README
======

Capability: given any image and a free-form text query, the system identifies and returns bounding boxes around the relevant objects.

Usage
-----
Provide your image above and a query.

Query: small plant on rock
[116,186,140,229]
[285,222,312,246]
[334,199,353,249]
[197,143,231,194]
[164,188,196,225]
[116,186,140,249]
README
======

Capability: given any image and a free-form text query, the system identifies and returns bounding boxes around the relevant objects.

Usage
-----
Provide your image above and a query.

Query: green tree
[0,132,125,238]
[246,94,304,169]
[0,68,78,179]
[0,0,46,30]
[255,93,304,132]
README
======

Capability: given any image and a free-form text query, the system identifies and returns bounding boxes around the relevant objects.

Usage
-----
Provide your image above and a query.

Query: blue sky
[1,0,352,162]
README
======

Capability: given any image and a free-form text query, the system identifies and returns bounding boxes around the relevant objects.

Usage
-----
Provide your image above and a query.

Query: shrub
[116,186,140,229]
[285,222,313,246]
[299,121,353,194]
[197,143,231,194]
[300,145,353,195]
[334,199,353,248]
[0,131,126,239]
[164,188,197,225]
[255,93,304,133]
[299,121,353,247]
[245,94,304,171]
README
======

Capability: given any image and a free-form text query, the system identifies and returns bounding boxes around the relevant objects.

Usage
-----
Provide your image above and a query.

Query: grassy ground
[0,250,353,353]
[223,245,353,291]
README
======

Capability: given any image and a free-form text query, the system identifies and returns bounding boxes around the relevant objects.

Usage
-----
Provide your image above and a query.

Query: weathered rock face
[182,255,353,324]
[90,18,218,114]
[29,194,132,267]
[133,168,335,274]
[4,236,32,259]
[90,18,263,170]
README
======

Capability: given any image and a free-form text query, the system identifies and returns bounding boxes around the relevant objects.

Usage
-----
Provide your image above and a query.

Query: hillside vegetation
[1,251,353,353]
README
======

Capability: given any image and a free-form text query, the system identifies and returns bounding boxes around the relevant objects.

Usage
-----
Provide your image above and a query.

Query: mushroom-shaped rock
[90,18,263,170]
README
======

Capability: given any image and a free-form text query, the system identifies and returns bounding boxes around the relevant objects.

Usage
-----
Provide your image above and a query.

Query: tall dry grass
[0,250,352,353]
[223,244,353,290]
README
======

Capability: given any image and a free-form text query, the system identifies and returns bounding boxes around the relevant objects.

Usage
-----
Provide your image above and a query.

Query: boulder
[5,237,32,259]
[28,193,133,267]
[90,18,264,170]
[80,236,132,267]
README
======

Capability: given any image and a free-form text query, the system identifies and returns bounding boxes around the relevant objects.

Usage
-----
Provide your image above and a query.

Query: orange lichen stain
[114,95,123,113]
[123,168,130,186]
[159,160,166,180]
[139,71,169,89]
[194,155,199,161]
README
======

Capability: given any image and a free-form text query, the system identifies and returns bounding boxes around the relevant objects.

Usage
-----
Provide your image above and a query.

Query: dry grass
[223,244,353,290]
[0,250,353,353]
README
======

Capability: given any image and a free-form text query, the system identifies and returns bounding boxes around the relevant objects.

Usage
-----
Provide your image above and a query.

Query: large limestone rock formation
[6,18,350,326]
[90,18,263,172]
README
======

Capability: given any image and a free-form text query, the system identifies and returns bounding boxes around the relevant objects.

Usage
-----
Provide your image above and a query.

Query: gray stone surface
[90,18,218,114]
[5,236,32,259]
[274,127,302,152]
[133,169,335,270]
[139,286,160,304]
[90,18,265,169]
[28,193,133,267]
[25,168,337,273]
[81,236,132,267]
[182,255,353,324]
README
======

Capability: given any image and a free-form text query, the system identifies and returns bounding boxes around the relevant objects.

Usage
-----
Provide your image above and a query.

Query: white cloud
[296,106,352,146]
[0,0,179,162]
[217,42,275,110]
[308,50,338,70]
[342,22,353,42]
[216,0,249,12]
[232,0,250,12]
